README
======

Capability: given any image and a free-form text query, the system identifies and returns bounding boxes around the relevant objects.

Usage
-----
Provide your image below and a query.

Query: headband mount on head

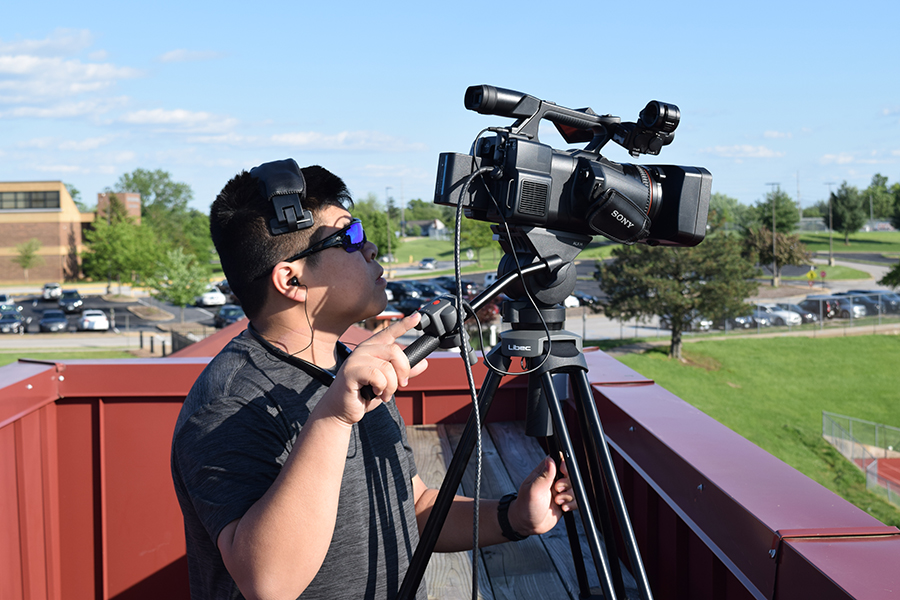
[250,158,314,235]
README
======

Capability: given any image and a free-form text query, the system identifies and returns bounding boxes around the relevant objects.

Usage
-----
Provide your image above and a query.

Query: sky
[2,0,899,215]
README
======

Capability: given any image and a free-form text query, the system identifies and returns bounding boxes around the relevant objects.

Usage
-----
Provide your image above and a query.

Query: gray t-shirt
[171,328,426,599]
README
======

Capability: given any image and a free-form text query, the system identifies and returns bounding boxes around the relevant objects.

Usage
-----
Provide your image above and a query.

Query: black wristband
[497,493,529,541]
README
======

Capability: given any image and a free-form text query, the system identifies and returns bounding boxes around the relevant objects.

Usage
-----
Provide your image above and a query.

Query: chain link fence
[822,412,900,507]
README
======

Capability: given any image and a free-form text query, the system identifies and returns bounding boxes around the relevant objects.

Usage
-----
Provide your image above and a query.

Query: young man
[171,160,575,600]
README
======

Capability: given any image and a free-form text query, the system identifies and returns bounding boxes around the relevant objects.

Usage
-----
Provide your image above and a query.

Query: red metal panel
[55,400,98,600]
[584,349,899,599]
[16,412,49,600]
[1,420,25,600]
[0,362,60,429]
[38,404,61,600]
[776,534,900,599]
[100,398,188,599]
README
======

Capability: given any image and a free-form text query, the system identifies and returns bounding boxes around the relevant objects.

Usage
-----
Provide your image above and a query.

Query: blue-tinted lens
[343,221,366,252]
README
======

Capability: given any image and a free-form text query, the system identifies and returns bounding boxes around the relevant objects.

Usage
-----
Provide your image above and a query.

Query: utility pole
[385,186,393,273]
[825,182,836,266]
[766,182,780,286]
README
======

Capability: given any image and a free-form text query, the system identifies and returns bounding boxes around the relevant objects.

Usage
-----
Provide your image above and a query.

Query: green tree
[111,169,212,262]
[880,261,900,289]
[743,227,811,286]
[351,194,401,259]
[750,188,800,234]
[891,183,900,231]
[459,218,494,265]
[827,182,866,244]
[82,213,161,293]
[65,183,93,212]
[864,174,895,220]
[12,238,44,281]
[709,192,752,231]
[148,247,212,323]
[598,234,759,359]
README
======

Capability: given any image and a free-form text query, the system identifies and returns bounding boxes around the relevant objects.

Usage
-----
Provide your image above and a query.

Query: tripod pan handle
[360,334,441,401]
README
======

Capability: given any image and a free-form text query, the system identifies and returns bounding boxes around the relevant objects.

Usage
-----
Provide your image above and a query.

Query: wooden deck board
[408,421,643,600]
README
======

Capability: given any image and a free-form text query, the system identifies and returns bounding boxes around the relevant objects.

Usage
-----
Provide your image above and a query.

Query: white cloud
[0,97,129,118]
[702,145,785,159]
[59,137,113,151]
[764,130,792,139]
[158,49,223,63]
[269,131,427,152]
[821,153,855,165]
[120,108,238,132]
[0,29,93,57]
[32,163,85,173]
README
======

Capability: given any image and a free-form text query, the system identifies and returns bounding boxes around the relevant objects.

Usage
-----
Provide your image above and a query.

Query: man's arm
[216,315,427,600]
[412,456,574,553]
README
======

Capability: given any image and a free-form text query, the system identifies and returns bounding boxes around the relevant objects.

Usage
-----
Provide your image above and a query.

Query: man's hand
[324,313,428,426]
[509,455,576,536]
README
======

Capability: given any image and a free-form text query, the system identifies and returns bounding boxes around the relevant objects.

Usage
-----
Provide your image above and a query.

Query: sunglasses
[285,218,367,261]
[253,219,367,282]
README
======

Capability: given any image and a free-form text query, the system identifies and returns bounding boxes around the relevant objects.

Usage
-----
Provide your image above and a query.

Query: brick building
[0,181,93,283]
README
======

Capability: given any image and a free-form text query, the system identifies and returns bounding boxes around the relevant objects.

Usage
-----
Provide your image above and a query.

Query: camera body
[434,86,712,247]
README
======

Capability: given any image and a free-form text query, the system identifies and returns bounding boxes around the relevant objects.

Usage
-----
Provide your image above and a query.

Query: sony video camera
[434,85,712,246]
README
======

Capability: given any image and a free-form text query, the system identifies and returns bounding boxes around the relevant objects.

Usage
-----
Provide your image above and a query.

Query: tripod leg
[570,370,654,600]
[397,353,510,600]
[546,434,593,598]
[540,371,619,600]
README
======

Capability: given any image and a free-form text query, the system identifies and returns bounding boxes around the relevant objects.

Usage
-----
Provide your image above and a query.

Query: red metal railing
[2,331,898,599]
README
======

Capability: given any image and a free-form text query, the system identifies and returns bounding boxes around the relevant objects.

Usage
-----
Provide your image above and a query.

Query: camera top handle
[464,84,620,145]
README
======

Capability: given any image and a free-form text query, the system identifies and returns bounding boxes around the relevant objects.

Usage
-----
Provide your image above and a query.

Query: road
[0,257,893,353]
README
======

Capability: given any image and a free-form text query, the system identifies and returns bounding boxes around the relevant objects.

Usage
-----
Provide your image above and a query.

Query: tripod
[396,287,654,600]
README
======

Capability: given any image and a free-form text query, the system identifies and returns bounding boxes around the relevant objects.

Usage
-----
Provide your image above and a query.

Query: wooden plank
[490,421,640,599]
[406,425,492,600]
[443,423,575,599]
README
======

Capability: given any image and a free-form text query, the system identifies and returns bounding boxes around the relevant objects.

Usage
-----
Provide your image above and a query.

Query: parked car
[58,290,84,313]
[847,289,900,314]
[564,295,580,308]
[798,296,837,320]
[0,301,23,314]
[775,303,819,324]
[756,303,802,326]
[408,281,450,299]
[196,286,227,307]
[214,304,246,328]
[659,312,712,332]
[572,290,602,312]
[749,308,774,327]
[0,309,27,334]
[834,292,884,316]
[41,282,62,301]
[714,313,758,330]
[419,257,437,270]
[432,277,478,297]
[830,297,867,319]
[78,309,110,331]
[386,281,426,316]
[39,310,69,333]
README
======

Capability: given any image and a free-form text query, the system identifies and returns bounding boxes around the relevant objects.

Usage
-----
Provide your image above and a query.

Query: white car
[757,303,802,326]
[196,287,227,307]
[78,309,110,331]
[564,295,581,308]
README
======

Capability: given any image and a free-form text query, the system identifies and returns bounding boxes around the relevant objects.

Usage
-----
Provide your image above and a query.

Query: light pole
[766,182,780,286]
[825,182,836,266]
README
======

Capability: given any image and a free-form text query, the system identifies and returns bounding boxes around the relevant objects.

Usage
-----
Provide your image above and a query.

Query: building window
[0,191,61,210]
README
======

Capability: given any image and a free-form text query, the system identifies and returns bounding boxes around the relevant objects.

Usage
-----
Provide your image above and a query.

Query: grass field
[0,349,135,368]
[799,230,900,255]
[615,335,900,525]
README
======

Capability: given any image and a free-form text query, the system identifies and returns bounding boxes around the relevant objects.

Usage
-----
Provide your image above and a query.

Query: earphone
[290,277,301,287]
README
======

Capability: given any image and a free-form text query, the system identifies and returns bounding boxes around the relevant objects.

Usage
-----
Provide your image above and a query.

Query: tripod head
[492,224,590,308]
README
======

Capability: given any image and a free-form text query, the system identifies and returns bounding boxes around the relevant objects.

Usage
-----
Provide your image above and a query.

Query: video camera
[434,85,712,246]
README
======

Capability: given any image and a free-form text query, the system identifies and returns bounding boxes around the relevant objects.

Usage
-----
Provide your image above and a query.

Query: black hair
[210,164,353,319]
